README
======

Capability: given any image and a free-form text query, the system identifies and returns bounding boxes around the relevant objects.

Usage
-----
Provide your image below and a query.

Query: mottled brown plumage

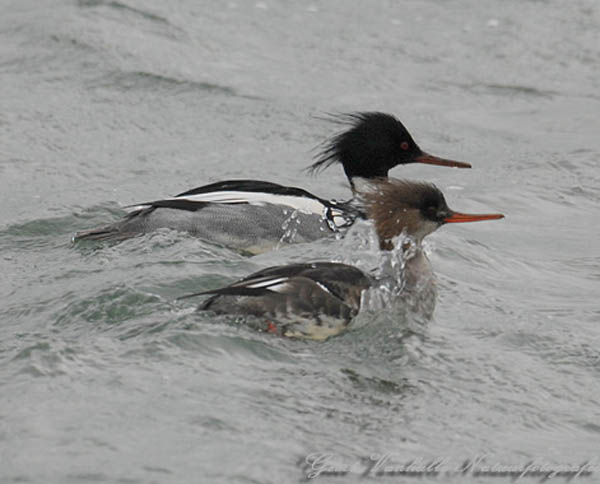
[184,178,503,340]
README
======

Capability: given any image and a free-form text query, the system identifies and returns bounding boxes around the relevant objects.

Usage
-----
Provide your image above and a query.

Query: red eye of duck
[400,142,409,150]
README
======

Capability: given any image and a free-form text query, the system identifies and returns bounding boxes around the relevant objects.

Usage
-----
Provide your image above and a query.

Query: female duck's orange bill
[443,212,504,223]
[415,152,472,169]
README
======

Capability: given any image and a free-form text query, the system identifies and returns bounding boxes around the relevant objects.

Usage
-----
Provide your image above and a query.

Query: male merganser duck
[181,179,504,340]
[73,112,471,253]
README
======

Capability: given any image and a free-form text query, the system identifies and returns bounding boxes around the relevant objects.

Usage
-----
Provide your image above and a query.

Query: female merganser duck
[181,179,504,340]
[73,112,471,253]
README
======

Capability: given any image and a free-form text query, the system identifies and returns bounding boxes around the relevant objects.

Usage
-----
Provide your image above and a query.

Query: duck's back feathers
[175,179,322,199]
[195,262,373,339]
[73,180,362,248]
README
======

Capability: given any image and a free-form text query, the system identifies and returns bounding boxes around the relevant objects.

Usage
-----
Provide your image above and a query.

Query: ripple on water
[6,340,80,379]
[53,285,163,329]
[85,70,243,98]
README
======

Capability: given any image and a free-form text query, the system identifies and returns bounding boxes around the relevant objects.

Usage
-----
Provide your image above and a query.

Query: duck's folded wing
[183,262,372,313]
[128,179,332,215]
[200,275,360,334]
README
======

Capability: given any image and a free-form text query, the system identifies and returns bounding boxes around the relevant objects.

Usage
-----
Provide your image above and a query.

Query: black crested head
[309,112,421,180]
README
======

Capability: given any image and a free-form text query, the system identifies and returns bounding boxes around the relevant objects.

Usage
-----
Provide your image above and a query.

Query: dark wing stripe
[175,179,336,207]
[137,199,213,212]
[177,180,291,197]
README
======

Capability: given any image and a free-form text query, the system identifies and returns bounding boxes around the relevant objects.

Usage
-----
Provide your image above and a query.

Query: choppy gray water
[1,0,599,482]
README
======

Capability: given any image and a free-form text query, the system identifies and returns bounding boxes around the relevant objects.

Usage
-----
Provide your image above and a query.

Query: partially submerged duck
[73,113,470,253]
[181,179,504,340]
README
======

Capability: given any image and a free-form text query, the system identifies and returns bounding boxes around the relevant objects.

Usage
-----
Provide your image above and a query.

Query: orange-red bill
[415,152,472,169]
[444,212,504,223]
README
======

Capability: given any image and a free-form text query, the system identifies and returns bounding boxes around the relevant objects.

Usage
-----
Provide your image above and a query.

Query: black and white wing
[182,262,373,339]
[129,179,361,230]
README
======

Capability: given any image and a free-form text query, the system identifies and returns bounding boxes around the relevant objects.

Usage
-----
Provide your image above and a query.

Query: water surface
[1,0,599,482]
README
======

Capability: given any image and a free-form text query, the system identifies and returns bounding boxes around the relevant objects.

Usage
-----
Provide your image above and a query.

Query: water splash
[333,221,437,319]
[278,209,302,244]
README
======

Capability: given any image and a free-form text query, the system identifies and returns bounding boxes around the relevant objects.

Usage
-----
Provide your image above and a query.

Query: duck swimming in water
[73,112,470,253]
[181,179,504,340]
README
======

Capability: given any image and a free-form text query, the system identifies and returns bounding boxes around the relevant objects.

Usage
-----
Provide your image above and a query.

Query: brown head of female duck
[358,179,504,317]
[361,179,503,250]
[181,179,504,340]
